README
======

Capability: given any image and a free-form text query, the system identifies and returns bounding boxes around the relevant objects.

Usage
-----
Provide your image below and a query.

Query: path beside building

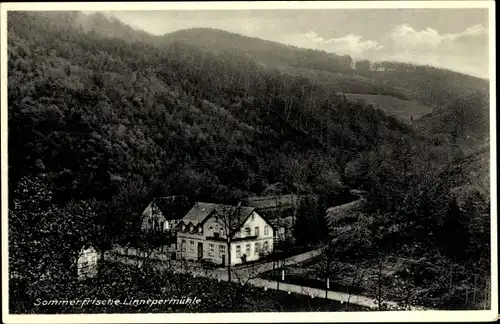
[103,251,421,310]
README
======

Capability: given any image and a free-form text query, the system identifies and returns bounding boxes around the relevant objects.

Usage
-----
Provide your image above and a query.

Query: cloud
[389,23,487,50]
[276,25,488,78]
[383,24,488,78]
[446,24,487,39]
[390,24,442,48]
[303,31,383,57]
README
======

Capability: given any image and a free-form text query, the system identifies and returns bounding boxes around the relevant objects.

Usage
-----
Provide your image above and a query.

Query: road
[221,248,323,279]
[103,248,420,310]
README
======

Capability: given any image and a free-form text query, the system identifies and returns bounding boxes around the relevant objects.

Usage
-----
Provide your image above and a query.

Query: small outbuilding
[77,245,99,281]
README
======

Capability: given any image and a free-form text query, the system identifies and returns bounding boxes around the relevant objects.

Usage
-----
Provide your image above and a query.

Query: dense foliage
[160,28,489,106]
[8,11,412,220]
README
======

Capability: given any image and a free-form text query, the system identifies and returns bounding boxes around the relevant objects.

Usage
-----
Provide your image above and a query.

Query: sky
[103,9,490,78]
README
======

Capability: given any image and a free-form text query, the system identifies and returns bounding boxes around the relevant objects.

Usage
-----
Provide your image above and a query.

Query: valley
[6,10,492,314]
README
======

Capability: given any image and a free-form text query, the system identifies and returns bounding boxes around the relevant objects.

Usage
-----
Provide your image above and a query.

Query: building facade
[175,202,275,266]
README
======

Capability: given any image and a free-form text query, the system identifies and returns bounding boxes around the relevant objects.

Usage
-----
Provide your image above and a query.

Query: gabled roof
[181,202,255,228]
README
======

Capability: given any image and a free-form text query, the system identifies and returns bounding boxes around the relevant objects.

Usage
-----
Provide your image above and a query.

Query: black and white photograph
[1,1,497,323]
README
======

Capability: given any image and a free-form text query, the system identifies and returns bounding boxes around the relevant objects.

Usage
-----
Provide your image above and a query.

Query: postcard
[1,1,497,323]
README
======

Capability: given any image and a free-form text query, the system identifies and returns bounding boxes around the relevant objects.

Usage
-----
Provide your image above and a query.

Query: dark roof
[181,202,255,229]
[151,196,191,220]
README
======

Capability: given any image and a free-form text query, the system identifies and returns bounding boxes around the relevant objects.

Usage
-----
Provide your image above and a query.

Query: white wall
[177,210,275,265]
[77,247,99,280]
[230,211,274,264]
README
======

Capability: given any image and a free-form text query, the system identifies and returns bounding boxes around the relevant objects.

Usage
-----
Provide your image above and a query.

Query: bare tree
[323,239,334,299]
[345,260,363,310]
[213,204,246,283]
[284,159,309,227]
[375,252,384,310]
[229,262,266,306]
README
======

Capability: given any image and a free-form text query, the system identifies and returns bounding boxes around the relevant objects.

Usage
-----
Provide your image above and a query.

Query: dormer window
[182,224,186,231]
[198,227,202,234]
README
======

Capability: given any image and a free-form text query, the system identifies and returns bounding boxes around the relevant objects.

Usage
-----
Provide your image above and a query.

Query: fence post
[326,278,329,299]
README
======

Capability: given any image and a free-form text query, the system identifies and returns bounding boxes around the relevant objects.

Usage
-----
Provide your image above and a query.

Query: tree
[9,174,102,307]
[441,197,469,260]
[293,196,327,247]
[318,204,374,309]
[213,204,246,283]
[283,158,310,226]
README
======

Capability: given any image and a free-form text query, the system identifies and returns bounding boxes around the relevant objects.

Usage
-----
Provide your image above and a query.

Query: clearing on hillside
[343,93,434,121]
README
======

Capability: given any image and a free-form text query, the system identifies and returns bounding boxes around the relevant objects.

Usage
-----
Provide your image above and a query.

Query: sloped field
[343,93,434,121]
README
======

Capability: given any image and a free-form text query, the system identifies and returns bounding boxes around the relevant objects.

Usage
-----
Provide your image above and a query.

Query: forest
[7,11,491,311]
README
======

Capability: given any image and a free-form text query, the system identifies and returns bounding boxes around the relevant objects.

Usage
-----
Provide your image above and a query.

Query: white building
[175,202,276,266]
[77,245,99,280]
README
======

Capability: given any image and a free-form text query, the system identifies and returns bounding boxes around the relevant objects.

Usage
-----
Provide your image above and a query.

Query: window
[255,226,259,237]
[198,227,202,234]
[236,245,241,257]
[255,242,260,254]
[219,245,225,257]
[245,244,251,256]
[208,226,214,236]
[208,244,214,256]
[264,226,269,235]
[263,241,269,252]
[181,240,186,252]
[190,241,195,252]
[244,227,251,236]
